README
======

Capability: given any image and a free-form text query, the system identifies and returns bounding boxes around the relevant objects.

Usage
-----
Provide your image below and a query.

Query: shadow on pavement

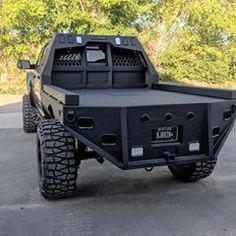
[71,170,199,199]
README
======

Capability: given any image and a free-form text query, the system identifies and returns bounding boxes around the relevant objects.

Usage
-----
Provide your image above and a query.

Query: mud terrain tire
[37,119,78,199]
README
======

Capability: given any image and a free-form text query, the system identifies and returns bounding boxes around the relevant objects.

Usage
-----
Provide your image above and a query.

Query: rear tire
[37,119,79,199]
[23,94,39,133]
[168,160,217,182]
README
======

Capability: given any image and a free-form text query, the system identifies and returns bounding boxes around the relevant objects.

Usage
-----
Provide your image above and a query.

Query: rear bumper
[66,125,216,169]
[63,100,236,170]
[127,154,214,169]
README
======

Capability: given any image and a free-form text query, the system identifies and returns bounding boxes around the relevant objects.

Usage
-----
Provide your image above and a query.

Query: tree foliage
[0,0,236,93]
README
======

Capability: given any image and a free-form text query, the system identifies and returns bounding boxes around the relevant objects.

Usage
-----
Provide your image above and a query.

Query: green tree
[156,0,236,84]
[0,0,236,94]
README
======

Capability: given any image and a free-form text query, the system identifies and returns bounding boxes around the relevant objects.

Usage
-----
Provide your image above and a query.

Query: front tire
[37,119,79,199]
[23,94,39,133]
[168,160,217,182]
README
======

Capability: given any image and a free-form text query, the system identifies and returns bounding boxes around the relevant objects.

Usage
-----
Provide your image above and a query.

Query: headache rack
[41,34,158,90]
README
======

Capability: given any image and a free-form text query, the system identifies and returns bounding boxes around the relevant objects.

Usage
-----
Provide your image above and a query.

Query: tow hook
[145,167,153,172]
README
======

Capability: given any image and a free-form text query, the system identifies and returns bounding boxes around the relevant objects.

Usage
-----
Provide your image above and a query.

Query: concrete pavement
[0,99,236,236]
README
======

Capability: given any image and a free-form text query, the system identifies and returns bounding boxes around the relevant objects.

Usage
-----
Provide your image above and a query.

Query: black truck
[18,33,236,199]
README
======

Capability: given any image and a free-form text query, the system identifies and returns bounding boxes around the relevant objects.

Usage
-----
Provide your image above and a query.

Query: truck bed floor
[71,88,226,107]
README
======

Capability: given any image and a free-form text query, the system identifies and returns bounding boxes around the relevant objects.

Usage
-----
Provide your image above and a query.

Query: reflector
[189,142,200,152]
[131,147,144,157]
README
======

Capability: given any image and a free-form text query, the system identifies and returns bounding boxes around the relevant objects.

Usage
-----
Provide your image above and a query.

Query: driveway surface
[0,98,236,236]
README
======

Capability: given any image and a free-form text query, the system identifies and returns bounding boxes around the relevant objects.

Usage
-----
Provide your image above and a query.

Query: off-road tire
[37,119,78,199]
[168,160,217,182]
[23,94,39,133]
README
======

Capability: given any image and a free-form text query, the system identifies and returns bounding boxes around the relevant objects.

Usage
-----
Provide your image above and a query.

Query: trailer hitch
[164,152,176,163]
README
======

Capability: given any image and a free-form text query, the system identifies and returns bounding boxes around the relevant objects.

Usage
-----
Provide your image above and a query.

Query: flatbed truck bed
[18,33,236,199]
[70,88,226,107]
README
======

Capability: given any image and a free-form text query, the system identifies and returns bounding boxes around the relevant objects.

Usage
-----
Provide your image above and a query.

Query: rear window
[86,45,106,64]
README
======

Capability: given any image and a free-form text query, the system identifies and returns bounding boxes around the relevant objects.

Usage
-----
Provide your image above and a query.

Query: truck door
[32,45,49,112]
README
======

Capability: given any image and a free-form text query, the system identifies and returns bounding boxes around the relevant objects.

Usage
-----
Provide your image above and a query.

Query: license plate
[152,126,178,144]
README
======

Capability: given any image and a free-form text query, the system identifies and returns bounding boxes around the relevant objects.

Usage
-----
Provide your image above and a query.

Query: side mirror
[17,60,34,69]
